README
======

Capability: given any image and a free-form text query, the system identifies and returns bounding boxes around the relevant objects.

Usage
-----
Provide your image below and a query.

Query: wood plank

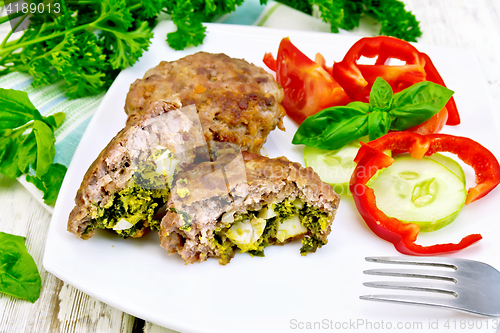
[0,176,136,333]
[143,322,179,333]
[403,0,500,129]
[2,2,500,332]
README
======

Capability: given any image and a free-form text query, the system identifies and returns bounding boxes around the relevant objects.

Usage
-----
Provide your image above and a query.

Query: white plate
[44,21,500,333]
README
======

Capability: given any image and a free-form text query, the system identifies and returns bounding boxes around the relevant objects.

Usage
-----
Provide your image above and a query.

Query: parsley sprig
[166,0,422,48]
[285,0,422,42]
[0,0,160,98]
[0,0,421,100]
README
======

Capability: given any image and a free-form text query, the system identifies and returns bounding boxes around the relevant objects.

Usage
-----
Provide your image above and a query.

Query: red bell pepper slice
[350,131,500,255]
[263,38,350,124]
[332,36,460,127]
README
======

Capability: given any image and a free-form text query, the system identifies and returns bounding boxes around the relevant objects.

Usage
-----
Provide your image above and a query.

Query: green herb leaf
[312,0,345,33]
[17,132,37,174]
[25,174,45,194]
[369,77,393,110]
[0,88,65,204]
[139,0,167,19]
[292,106,369,150]
[0,89,36,130]
[32,120,55,178]
[1,1,156,98]
[345,101,371,113]
[99,21,153,70]
[42,112,65,131]
[369,0,422,42]
[389,81,454,131]
[39,164,67,205]
[277,0,421,42]
[0,232,42,303]
[26,163,67,206]
[167,1,208,51]
[0,137,22,179]
[293,78,455,150]
[0,137,10,165]
[368,110,391,140]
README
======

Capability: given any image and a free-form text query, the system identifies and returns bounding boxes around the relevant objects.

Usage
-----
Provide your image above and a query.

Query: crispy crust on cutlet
[159,151,340,264]
[242,152,339,212]
[125,52,286,154]
[67,100,205,239]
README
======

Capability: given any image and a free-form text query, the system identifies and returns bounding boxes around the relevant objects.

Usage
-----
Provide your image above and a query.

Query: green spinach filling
[213,199,330,264]
[84,182,169,238]
[84,158,172,238]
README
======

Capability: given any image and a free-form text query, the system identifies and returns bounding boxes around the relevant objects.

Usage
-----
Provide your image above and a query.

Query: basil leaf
[293,106,369,150]
[369,77,393,110]
[0,89,37,131]
[0,137,22,179]
[0,137,9,165]
[26,163,67,206]
[321,115,369,150]
[25,174,45,192]
[0,232,42,303]
[346,101,371,113]
[41,163,67,206]
[42,112,66,131]
[368,111,391,140]
[389,81,454,131]
[32,120,55,178]
[0,129,13,139]
[18,132,37,174]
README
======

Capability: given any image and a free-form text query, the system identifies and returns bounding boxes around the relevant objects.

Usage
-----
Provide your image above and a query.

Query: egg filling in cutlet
[160,151,340,264]
[83,150,175,238]
[213,198,331,264]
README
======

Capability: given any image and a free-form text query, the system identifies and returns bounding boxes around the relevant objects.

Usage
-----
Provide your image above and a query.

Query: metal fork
[361,256,500,316]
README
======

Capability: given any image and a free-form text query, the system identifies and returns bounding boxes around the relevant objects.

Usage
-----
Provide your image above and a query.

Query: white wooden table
[1,1,500,332]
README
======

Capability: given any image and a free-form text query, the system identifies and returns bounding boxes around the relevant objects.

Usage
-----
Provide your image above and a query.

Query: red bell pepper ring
[419,53,460,125]
[332,36,460,126]
[350,131,500,255]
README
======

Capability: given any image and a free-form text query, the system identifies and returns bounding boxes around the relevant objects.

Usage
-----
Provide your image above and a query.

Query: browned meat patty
[125,52,286,154]
[68,100,207,239]
[160,150,340,264]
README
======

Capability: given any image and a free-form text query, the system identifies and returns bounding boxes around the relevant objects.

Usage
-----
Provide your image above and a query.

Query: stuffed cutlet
[125,52,286,154]
[160,149,340,264]
[68,101,206,239]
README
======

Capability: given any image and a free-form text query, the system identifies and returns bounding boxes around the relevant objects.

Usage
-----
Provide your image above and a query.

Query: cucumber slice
[367,155,467,232]
[427,153,466,184]
[304,137,388,195]
[304,140,362,195]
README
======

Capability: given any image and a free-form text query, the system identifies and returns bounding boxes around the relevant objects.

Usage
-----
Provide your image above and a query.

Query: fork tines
[361,256,500,316]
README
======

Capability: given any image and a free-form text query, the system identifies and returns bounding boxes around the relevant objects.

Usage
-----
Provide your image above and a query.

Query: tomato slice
[314,53,333,75]
[263,52,277,72]
[407,107,448,135]
[264,38,350,124]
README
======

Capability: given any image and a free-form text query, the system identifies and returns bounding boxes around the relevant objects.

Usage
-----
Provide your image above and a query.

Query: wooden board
[1,1,500,332]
